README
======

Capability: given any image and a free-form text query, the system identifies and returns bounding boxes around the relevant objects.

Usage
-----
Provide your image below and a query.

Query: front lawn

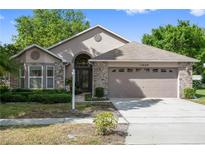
[0,102,119,119]
[191,89,205,105]
[0,123,127,144]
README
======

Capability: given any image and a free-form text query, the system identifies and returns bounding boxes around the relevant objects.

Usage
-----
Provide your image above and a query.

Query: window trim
[28,65,43,89]
[161,68,167,73]
[46,65,55,89]
[152,68,159,73]
[118,68,125,72]
[19,66,25,88]
[127,68,133,72]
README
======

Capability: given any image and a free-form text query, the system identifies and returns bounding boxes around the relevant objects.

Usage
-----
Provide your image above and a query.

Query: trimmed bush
[95,87,104,98]
[11,88,67,94]
[0,90,71,103]
[184,88,196,99]
[193,80,202,89]
[85,93,108,101]
[0,85,10,94]
[28,93,71,103]
[0,93,27,102]
[11,88,32,92]
[93,112,117,135]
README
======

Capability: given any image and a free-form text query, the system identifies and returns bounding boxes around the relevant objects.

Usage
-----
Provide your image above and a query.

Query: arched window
[74,54,91,68]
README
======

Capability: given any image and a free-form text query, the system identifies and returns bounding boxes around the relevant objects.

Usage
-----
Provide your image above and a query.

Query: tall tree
[142,20,205,79]
[0,53,18,76]
[0,44,20,57]
[13,10,90,49]
[0,44,19,76]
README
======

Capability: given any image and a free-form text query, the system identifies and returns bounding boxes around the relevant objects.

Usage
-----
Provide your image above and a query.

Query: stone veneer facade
[92,62,193,98]
[92,62,109,96]
[54,62,65,89]
[178,62,193,98]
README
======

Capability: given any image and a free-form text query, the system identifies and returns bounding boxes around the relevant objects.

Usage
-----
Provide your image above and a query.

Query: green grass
[0,102,118,119]
[192,89,205,105]
[0,123,127,145]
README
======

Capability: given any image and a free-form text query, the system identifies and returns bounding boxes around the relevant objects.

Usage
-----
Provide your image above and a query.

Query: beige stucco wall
[16,47,60,64]
[50,27,128,64]
[92,61,193,98]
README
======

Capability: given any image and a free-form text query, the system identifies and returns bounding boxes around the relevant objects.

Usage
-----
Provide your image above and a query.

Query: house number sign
[139,63,149,67]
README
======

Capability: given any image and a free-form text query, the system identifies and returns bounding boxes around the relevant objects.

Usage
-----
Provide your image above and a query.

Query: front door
[76,68,92,92]
[74,54,92,93]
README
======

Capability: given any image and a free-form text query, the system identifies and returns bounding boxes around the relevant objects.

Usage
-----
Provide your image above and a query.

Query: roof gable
[47,25,130,50]
[10,44,64,62]
[90,42,199,62]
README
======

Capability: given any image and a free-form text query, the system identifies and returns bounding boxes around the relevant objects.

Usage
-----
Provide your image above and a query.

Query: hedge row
[0,92,71,104]
[11,88,67,93]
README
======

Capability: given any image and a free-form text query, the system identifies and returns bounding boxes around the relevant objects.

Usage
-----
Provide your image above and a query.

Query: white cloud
[0,14,4,20]
[120,9,157,15]
[190,9,205,17]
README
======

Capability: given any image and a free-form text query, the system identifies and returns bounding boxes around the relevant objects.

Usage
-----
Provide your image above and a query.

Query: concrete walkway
[0,117,127,126]
[112,98,205,144]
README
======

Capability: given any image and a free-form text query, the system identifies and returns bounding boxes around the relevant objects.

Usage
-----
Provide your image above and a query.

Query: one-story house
[10,25,198,98]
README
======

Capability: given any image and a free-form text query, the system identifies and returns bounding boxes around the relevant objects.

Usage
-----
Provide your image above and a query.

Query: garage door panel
[108,68,178,98]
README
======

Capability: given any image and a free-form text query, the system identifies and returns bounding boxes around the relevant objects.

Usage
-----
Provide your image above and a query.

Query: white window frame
[19,66,25,88]
[46,65,55,89]
[28,65,43,89]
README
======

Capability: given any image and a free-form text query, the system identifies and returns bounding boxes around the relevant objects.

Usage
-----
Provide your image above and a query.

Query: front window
[29,66,43,89]
[19,66,25,88]
[46,66,54,89]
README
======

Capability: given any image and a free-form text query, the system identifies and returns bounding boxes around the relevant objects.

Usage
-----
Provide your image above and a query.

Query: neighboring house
[10,25,198,98]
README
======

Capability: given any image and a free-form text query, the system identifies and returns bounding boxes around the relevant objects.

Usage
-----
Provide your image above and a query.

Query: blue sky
[0,9,205,44]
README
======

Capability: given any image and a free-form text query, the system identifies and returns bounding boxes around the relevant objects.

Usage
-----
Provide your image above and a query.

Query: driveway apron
[112,98,205,144]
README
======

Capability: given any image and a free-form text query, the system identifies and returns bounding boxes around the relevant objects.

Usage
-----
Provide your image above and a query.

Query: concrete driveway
[111,98,205,144]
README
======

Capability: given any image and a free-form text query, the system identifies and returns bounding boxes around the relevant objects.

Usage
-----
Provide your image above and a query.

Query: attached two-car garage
[90,42,197,99]
[108,67,178,98]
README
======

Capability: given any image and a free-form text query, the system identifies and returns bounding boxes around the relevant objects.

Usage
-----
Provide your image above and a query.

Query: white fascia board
[89,59,198,63]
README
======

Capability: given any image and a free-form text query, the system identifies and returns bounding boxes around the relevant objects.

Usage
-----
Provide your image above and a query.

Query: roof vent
[31,50,40,60]
[94,34,102,42]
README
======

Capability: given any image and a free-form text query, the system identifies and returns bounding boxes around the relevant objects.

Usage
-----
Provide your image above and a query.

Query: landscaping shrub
[0,90,71,103]
[33,89,67,94]
[11,88,32,92]
[184,88,196,99]
[28,93,71,103]
[85,93,108,101]
[93,112,117,135]
[193,80,202,89]
[95,87,104,98]
[202,72,205,84]
[0,93,27,102]
[0,85,10,94]
[85,93,92,101]
[11,88,67,94]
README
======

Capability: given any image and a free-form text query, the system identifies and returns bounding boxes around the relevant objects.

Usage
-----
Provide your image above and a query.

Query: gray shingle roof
[90,42,199,62]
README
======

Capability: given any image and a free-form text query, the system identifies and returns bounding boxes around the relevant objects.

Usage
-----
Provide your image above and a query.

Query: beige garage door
[108,67,178,98]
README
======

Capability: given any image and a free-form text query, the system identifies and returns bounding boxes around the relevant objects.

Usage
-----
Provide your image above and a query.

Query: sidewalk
[0,117,127,126]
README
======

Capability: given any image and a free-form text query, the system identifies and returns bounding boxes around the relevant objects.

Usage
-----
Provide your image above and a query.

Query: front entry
[74,54,92,93]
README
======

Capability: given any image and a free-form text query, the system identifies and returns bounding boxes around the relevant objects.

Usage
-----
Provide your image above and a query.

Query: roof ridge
[90,41,199,62]
[47,25,130,50]
[10,44,64,62]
